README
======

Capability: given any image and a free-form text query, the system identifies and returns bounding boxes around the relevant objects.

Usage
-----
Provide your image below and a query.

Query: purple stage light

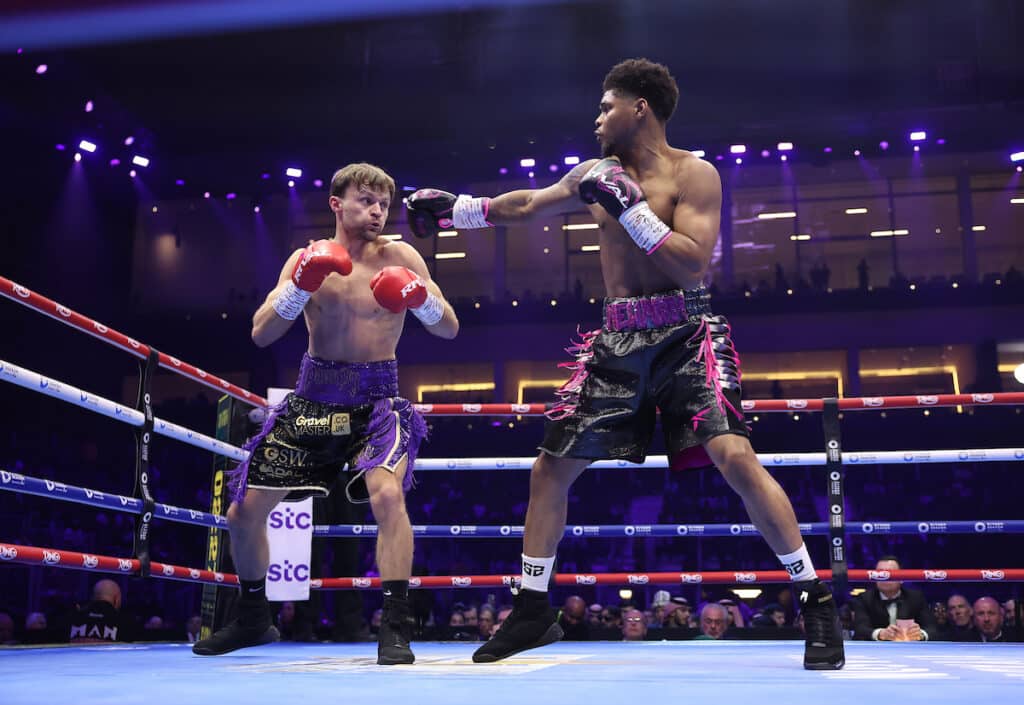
[1010,152,1024,163]
[84,100,94,113]
[124,136,135,146]
[777,142,793,151]
[203,192,211,199]
[936,138,946,145]
[74,153,81,162]
[549,164,558,173]
[715,155,724,161]
[226,193,237,200]
[109,159,120,167]
[17,48,23,54]
[914,145,920,152]
[854,149,862,157]
[760,150,770,158]
[824,147,833,153]
[78,140,97,153]
[520,158,536,168]
[879,141,889,150]
[287,180,295,188]
[313,179,324,188]
[564,155,580,165]
[35,64,47,74]
[910,131,927,142]
[780,155,788,162]
[129,169,136,178]
[735,158,743,165]
[175,179,185,186]
[691,149,706,158]
[285,167,302,178]
[254,206,261,214]
[132,155,150,167]
[499,167,508,175]
[55,144,65,151]
[261,172,270,180]
[730,144,746,154]
[528,170,535,178]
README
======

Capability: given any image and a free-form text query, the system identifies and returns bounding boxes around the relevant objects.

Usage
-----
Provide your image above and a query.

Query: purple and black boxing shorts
[541,286,748,471]
[229,354,427,504]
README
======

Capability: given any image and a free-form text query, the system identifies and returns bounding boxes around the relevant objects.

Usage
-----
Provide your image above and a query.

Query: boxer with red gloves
[408,59,843,671]
[195,163,457,665]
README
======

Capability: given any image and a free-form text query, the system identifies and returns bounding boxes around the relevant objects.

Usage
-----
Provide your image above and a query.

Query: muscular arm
[252,249,305,348]
[650,158,722,276]
[391,243,459,340]
[487,160,599,223]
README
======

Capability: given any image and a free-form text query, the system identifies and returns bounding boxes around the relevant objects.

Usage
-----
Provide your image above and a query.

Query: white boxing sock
[520,554,556,592]
[777,543,818,582]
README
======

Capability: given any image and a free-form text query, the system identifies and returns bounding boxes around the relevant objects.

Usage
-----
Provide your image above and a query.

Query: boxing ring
[2,274,1023,705]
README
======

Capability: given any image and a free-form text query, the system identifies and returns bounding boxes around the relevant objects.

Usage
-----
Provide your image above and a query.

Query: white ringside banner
[264,387,313,601]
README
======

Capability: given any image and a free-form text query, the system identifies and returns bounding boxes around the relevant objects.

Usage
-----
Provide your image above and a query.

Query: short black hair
[603,58,679,123]
[877,555,901,567]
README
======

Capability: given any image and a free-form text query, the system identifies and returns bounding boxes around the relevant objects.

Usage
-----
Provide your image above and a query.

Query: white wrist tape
[411,291,444,326]
[272,281,311,321]
[452,195,491,229]
[620,201,672,254]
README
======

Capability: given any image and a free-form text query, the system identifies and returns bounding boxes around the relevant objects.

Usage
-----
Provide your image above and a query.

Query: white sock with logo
[520,553,556,592]
[777,544,817,582]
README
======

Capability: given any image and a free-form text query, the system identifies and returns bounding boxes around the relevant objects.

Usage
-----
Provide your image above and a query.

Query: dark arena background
[1,1,1022,703]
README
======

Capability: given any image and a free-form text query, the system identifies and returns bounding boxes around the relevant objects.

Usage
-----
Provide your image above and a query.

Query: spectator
[945,594,976,641]
[477,606,496,641]
[850,556,937,641]
[696,603,729,640]
[1003,599,1017,630]
[449,611,466,627]
[25,612,47,632]
[766,603,787,627]
[972,597,1009,643]
[599,605,622,630]
[185,615,201,644]
[492,607,512,639]
[69,579,131,643]
[930,601,948,632]
[857,258,870,290]
[663,597,693,628]
[719,599,746,629]
[586,603,603,627]
[277,601,314,642]
[463,605,479,627]
[0,611,16,645]
[558,596,590,641]
[144,615,164,631]
[649,590,671,626]
[621,608,647,641]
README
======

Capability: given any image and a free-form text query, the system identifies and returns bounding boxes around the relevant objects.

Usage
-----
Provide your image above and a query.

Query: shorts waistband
[602,287,712,332]
[295,353,399,405]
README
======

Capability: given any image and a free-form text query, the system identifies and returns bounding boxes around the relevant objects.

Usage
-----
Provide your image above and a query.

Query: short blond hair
[329,162,395,200]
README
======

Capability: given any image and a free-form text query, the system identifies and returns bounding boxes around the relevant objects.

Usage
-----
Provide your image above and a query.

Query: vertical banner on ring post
[132,348,159,578]
[200,394,236,638]
[264,387,313,602]
[822,397,847,599]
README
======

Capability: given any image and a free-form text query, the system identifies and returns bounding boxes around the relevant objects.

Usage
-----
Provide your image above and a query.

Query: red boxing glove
[370,266,427,312]
[291,239,353,292]
[370,266,444,325]
[272,239,352,320]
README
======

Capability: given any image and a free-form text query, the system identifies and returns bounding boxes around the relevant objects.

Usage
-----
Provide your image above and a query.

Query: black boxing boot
[798,579,845,670]
[472,587,563,663]
[192,590,278,656]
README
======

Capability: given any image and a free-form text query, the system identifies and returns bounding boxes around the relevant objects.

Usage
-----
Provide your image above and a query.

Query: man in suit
[851,556,938,641]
